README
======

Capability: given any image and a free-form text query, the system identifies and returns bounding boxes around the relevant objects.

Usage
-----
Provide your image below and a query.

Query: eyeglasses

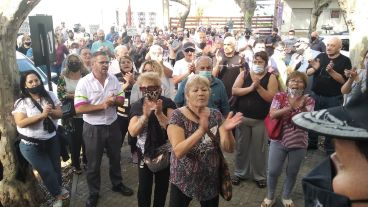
[289,79,304,84]
[98,61,110,65]
[139,85,160,92]
[184,48,195,53]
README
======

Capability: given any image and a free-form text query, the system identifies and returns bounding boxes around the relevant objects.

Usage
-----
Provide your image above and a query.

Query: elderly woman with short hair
[167,75,243,207]
[128,72,176,207]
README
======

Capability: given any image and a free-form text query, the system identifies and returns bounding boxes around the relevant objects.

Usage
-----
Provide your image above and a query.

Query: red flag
[127,0,132,27]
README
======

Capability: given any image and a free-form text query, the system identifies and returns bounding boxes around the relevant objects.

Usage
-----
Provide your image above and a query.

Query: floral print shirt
[169,108,223,201]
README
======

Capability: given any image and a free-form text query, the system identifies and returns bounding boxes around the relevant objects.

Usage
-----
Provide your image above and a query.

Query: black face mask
[27,84,44,94]
[245,35,250,39]
[199,42,206,50]
[303,157,368,207]
[68,62,81,72]
[178,36,184,41]
[24,42,31,46]
[311,37,317,42]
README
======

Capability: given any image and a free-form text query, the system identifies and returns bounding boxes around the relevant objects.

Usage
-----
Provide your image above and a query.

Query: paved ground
[69,142,325,207]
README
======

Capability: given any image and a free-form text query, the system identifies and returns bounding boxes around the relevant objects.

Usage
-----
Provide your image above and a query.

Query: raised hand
[123,72,135,85]
[222,111,243,131]
[326,60,334,72]
[154,99,163,116]
[309,58,321,70]
[344,68,358,79]
[198,108,210,132]
[42,104,52,118]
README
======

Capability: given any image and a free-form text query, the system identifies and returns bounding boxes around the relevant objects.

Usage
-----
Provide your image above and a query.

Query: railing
[169,16,274,35]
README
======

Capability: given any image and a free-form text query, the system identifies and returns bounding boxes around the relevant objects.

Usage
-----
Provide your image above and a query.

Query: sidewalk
[69,142,325,207]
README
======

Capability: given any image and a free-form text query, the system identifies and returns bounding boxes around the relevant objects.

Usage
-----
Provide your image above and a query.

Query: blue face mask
[198,71,212,79]
[251,64,264,74]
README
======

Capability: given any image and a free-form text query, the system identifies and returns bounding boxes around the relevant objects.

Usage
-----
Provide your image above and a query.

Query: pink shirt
[270,92,315,148]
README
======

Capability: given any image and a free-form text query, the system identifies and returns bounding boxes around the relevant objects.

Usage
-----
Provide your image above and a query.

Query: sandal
[282,198,295,207]
[255,180,267,188]
[231,176,241,185]
[260,198,275,207]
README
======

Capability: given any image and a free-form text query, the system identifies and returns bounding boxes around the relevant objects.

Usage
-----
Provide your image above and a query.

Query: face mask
[245,35,250,39]
[303,157,368,207]
[199,71,212,79]
[27,84,44,94]
[199,42,206,50]
[288,35,295,39]
[178,36,184,41]
[255,34,260,38]
[311,36,317,42]
[287,87,304,98]
[24,42,31,46]
[142,89,161,101]
[68,62,81,71]
[251,64,264,74]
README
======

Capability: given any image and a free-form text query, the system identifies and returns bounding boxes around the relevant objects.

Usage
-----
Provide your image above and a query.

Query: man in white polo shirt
[74,51,133,207]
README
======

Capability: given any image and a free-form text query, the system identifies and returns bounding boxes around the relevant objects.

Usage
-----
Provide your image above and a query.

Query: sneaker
[52,199,63,207]
[85,195,99,207]
[282,198,295,207]
[112,183,134,196]
[60,187,69,199]
[260,198,275,207]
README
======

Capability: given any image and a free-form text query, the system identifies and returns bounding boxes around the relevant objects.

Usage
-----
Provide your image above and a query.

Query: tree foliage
[234,0,257,29]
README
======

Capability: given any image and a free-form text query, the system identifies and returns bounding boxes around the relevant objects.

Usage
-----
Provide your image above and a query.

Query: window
[331,10,340,18]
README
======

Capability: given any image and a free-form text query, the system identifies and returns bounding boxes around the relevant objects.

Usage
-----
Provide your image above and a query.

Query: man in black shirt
[306,37,351,154]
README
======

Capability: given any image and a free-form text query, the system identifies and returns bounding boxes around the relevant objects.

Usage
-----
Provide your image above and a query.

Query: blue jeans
[19,136,62,197]
[309,92,343,155]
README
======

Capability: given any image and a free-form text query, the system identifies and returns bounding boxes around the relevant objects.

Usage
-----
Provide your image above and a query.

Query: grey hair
[149,44,163,53]
[114,45,128,54]
[195,55,213,67]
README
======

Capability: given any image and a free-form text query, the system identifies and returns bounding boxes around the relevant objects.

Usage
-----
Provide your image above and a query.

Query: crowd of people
[13,22,368,207]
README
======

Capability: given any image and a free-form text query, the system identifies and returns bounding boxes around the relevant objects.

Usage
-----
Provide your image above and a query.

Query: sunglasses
[139,85,160,92]
[184,48,195,53]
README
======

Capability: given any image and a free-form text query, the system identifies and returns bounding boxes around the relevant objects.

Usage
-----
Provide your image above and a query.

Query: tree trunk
[310,14,319,32]
[0,0,44,206]
[309,0,332,33]
[171,0,191,29]
[234,0,256,29]
[163,0,170,27]
[338,0,368,67]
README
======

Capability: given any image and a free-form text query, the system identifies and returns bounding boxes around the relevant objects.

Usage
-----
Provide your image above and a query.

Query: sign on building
[89,24,100,34]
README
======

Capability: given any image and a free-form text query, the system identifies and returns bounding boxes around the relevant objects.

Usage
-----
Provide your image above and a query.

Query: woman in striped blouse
[261,71,315,207]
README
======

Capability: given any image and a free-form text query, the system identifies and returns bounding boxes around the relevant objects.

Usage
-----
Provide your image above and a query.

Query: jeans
[169,184,219,207]
[19,136,62,197]
[267,141,306,199]
[309,93,343,155]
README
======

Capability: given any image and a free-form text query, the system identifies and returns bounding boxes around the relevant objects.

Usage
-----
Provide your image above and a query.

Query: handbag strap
[29,96,56,132]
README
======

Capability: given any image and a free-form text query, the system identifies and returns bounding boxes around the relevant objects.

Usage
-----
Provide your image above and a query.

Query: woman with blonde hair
[167,75,243,207]
[57,53,89,174]
[128,72,176,207]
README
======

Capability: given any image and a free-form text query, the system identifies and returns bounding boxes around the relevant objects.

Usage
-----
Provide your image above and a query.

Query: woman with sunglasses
[128,72,176,207]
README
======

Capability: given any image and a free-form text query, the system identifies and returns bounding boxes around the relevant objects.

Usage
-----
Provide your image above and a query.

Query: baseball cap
[183,42,195,51]
[292,95,368,140]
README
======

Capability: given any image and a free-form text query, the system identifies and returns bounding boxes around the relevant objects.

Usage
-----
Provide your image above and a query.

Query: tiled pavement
[69,142,325,207]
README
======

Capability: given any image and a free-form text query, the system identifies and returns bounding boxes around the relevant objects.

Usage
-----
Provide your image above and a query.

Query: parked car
[16,51,58,95]
[320,33,349,57]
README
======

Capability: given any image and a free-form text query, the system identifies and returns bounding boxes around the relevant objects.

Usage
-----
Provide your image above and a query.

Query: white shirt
[12,91,61,140]
[173,58,194,88]
[74,73,124,125]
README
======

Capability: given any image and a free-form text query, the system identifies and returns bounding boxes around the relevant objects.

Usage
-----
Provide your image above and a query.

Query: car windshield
[16,58,47,84]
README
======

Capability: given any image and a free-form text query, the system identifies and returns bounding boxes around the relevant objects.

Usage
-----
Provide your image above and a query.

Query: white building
[280,0,347,35]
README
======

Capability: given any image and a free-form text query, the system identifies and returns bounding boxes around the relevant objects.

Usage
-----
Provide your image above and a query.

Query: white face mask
[287,87,304,98]
[251,64,264,74]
